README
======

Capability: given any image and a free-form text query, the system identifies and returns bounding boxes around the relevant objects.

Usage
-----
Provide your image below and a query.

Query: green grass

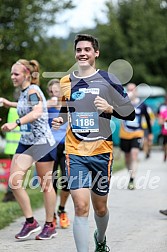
[0,188,43,230]
[112,147,125,173]
[113,158,125,173]
[0,165,44,230]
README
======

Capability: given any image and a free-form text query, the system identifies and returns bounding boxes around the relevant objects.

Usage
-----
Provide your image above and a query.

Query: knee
[74,201,89,216]
[94,205,108,217]
[40,181,53,193]
[9,174,24,190]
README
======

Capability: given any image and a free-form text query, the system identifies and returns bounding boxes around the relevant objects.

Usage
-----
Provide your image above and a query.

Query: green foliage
[112,148,125,173]
[38,37,75,94]
[0,0,74,127]
[0,0,73,66]
[94,0,167,88]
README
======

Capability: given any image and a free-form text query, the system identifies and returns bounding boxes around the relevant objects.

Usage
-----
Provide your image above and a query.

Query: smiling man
[52,34,135,252]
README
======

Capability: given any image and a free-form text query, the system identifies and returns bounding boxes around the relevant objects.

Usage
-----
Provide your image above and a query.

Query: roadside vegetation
[0,187,43,229]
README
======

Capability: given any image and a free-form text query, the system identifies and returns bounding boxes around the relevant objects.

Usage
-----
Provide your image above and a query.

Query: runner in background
[120,83,153,190]
[158,106,167,162]
[47,79,70,229]
[142,106,155,159]
[158,95,167,215]
[1,59,57,240]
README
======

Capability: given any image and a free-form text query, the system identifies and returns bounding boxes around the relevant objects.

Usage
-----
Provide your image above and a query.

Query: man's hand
[94,96,113,113]
[52,117,64,130]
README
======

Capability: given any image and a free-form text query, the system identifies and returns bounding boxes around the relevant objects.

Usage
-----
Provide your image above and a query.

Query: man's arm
[58,103,68,124]
[94,96,135,121]
[51,99,68,130]
[112,109,135,120]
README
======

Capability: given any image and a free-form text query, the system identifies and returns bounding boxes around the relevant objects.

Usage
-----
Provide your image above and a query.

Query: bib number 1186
[71,112,99,133]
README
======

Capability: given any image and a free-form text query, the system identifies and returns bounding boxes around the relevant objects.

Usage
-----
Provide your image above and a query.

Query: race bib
[71,112,99,133]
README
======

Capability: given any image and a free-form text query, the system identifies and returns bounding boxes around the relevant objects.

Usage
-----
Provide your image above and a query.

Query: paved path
[0,149,167,252]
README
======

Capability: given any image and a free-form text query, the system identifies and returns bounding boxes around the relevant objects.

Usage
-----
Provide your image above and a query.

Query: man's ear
[95,50,100,58]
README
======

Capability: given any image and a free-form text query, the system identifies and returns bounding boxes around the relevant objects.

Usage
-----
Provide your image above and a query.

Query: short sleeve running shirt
[120,100,150,139]
[17,84,55,145]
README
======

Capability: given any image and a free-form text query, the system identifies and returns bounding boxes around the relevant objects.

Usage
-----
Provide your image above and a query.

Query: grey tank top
[17,84,55,145]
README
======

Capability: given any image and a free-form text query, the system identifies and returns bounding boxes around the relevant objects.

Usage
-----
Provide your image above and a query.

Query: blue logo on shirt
[72,91,85,100]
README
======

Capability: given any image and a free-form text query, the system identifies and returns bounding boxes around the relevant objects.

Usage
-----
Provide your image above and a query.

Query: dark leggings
[52,143,69,193]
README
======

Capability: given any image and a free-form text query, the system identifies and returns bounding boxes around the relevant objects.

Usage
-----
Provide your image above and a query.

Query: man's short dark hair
[74,34,99,51]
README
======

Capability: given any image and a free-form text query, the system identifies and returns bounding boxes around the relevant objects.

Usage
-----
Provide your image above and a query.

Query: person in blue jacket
[47,79,70,228]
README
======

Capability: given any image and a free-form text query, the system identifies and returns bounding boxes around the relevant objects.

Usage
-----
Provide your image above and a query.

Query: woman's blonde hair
[15,59,40,85]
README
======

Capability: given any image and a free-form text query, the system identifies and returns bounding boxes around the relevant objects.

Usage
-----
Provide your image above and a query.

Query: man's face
[75,41,99,69]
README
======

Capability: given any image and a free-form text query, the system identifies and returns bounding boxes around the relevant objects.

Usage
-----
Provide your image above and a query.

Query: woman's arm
[1,90,43,132]
[19,89,43,125]
[0,97,17,108]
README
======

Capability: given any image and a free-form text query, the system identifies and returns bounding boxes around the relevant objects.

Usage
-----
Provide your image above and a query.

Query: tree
[94,0,167,88]
[0,0,73,126]
[38,36,76,96]
[0,0,73,92]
